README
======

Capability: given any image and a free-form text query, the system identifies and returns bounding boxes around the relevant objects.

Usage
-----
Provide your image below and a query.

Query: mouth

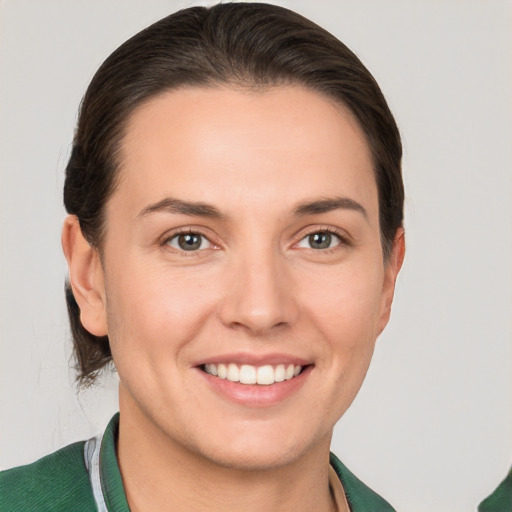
[202,363,304,385]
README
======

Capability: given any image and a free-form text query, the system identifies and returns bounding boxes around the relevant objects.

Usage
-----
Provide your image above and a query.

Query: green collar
[98,413,130,512]
[329,452,395,511]
[97,414,395,512]
[478,466,512,512]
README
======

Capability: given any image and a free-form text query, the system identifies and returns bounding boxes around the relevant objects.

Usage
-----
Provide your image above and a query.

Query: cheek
[300,261,385,345]
[301,264,385,416]
[104,261,221,364]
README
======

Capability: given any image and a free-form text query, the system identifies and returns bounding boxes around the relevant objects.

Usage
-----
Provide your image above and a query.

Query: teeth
[256,365,274,385]
[204,363,303,385]
[239,365,256,384]
[227,363,239,382]
[217,363,227,379]
[274,364,285,382]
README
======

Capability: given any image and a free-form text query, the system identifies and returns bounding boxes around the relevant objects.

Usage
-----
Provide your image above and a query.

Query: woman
[0,3,404,511]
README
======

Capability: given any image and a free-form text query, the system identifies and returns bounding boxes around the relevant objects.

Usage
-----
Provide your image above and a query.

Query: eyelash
[160,226,350,255]
[295,226,350,252]
[161,228,216,255]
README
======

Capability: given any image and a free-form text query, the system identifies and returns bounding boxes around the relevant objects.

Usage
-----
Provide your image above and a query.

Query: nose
[218,249,298,335]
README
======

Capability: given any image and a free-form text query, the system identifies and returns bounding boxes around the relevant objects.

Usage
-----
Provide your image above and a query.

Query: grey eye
[298,231,341,250]
[167,233,211,251]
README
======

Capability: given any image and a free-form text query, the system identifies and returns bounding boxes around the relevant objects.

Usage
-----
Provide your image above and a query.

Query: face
[83,85,402,470]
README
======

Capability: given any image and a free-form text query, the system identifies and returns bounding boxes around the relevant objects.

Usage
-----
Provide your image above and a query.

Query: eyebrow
[137,195,367,221]
[137,197,224,219]
[293,196,368,219]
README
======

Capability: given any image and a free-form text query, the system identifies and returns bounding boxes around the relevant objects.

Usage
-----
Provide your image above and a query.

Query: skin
[62,85,404,512]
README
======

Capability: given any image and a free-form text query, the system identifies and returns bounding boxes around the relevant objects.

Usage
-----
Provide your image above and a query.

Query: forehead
[113,85,378,221]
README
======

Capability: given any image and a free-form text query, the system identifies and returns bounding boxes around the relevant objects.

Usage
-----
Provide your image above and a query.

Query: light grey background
[1,1,511,511]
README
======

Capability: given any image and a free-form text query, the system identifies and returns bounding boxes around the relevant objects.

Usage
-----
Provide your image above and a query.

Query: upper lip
[194,353,311,367]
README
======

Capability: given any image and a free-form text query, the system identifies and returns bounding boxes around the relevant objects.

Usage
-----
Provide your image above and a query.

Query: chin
[186,422,330,472]
[197,442,306,472]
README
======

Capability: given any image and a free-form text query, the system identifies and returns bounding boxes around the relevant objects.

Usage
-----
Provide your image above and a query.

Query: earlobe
[61,215,108,337]
[377,228,405,335]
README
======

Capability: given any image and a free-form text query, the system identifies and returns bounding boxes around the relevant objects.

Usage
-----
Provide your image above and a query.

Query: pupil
[178,233,201,251]
[310,232,331,249]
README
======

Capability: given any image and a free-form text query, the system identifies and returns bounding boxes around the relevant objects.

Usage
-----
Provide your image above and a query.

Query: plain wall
[1,1,511,511]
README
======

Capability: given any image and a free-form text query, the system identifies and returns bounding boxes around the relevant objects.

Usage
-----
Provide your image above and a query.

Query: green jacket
[478,466,512,512]
[0,414,395,511]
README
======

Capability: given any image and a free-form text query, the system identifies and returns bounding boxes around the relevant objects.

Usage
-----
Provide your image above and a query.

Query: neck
[117,395,335,512]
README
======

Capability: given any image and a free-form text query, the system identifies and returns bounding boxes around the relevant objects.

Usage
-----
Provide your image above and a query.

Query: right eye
[166,232,212,252]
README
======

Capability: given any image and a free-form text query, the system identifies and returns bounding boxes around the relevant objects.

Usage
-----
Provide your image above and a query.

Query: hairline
[96,80,394,259]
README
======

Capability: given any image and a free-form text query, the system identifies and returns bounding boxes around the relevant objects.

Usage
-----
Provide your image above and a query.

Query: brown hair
[64,2,404,386]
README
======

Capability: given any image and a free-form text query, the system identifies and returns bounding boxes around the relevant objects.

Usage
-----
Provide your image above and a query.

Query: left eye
[297,231,341,250]
[166,232,212,251]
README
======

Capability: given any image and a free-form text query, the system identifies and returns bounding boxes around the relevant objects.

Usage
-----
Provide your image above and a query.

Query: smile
[203,363,303,385]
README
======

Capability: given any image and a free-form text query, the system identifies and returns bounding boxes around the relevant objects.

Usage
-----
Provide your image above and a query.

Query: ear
[377,228,405,335]
[61,215,108,337]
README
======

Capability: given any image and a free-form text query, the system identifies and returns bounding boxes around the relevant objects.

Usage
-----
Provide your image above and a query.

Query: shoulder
[478,466,512,512]
[0,441,96,512]
[330,452,396,512]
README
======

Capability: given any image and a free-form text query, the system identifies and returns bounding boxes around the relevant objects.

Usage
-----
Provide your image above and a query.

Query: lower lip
[198,366,312,407]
